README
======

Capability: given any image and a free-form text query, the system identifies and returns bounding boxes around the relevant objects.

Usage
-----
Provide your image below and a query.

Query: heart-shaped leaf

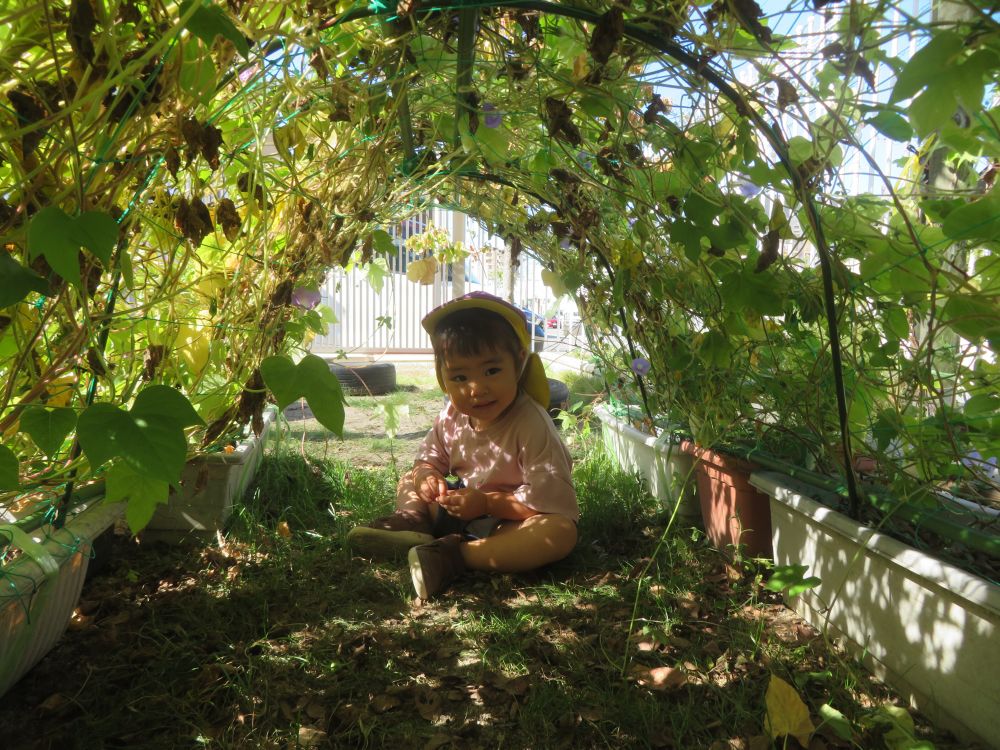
[73,211,118,265]
[77,402,187,484]
[180,0,250,58]
[371,229,396,256]
[765,674,814,746]
[27,206,80,287]
[26,207,118,288]
[0,444,18,490]
[19,406,78,457]
[105,461,171,533]
[260,354,345,436]
[131,385,205,428]
[0,252,48,308]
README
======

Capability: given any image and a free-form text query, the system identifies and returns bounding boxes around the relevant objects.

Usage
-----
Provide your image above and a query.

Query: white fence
[310,208,565,355]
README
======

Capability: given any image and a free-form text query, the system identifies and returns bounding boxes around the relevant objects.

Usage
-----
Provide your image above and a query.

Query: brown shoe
[346,510,434,559]
[408,533,465,598]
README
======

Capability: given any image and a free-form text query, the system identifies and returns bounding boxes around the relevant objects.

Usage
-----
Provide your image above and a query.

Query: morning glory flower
[482,103,502,129]
[732,178,761,197]
[291,286,322,309]
[631,357,651,377]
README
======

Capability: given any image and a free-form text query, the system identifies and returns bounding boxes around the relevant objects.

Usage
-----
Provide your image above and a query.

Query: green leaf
[885,307,909,341]
[474,124,510,167]
[766,564,821,597]
[19,406,78,457]
[120,250,134,291]
[77,402,188,484]
[105,461,171,533]
[0,251,48,307]
[818,704,854,742]
[867,111,913,142]
[941,292,1000,342]
[908,86,957,137]
[27,206,81,288]
[371,229,396,256]
[178,37,217,107]
[963,393,1000,417]
[26,207,118,288]
[0,444,18,490]
[942,188,1000,241]
[377,401,409,439]
[260,354,346,436]
[180,0,250,58]
[74,211,118,266]
[366,259,389,294]
[131,385,205,428]
[890,31,965,102]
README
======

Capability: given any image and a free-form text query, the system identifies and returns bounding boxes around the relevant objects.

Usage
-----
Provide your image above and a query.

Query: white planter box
[0,498,125,697]
[594,404,701,526]
[750,471,1000,749]
[145,406,276,540]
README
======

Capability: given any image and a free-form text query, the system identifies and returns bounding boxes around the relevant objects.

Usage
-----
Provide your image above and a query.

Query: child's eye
[450,374,467,383]
[486,367,502,376]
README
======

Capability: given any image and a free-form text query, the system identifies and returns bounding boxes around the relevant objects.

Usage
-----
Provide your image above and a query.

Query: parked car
[519,307,546,338]
[546,315,560,329]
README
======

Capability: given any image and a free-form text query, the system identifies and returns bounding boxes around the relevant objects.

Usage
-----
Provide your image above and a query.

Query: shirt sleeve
[413,404,452,475]
[511,403,579,522]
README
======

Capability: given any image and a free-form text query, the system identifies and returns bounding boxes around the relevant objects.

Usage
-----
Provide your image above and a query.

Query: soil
[277,363,444,468]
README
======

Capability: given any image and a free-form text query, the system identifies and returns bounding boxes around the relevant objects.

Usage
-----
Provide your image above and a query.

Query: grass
[0,400,978,749]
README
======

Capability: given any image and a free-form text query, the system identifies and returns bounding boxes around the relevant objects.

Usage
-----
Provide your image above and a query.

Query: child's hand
[437,488,488,520]
[413,466,447,504]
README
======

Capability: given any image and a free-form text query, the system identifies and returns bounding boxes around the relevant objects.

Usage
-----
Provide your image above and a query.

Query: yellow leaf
[541,268,568,297]
[176,324,211,375]
[765,674,814,746]
[572,53,589,82]
[46,375,78,408]
[277,521,292,539]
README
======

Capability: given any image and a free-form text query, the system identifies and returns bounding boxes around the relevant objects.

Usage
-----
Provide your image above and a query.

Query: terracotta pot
[680,441,772,559]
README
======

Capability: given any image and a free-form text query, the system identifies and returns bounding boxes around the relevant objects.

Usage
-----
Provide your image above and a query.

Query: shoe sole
[408,546,430,599]
[346,527,434,560]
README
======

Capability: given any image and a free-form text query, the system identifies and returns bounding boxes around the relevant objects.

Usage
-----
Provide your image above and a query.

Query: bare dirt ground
[276,363,444,468]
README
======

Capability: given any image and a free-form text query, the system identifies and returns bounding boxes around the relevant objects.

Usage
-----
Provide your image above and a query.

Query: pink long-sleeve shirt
[413,393,579,522]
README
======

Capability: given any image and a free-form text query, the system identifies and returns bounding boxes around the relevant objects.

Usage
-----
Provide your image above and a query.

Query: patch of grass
[560,368,608,408]
[0,441,974,750]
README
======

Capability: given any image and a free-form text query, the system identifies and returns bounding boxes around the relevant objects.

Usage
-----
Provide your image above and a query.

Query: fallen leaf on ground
[371,694,400,713]
[296,727,327,748]
[414,687,443,721]
[277,521,292,538]
[765,674,814,746]
[630,664,688,690]
[38,693,69,713]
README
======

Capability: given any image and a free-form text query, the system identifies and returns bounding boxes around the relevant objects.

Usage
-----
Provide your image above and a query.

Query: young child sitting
[346,292,579,598]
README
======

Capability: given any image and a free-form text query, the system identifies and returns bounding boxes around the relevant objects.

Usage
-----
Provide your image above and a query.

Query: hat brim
[423,296,549,409]
[421,295,531,350]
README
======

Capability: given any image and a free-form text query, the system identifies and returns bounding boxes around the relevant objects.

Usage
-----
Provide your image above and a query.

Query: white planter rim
[194,405,277,465]
[593,403,682,450]
[750,470,1000,612]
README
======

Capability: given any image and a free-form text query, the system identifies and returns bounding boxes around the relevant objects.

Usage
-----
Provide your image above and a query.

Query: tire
[329,361,397,396]
[547,377,570,423]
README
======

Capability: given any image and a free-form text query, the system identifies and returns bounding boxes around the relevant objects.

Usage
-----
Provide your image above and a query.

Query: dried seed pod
[589,7,624,67]
[215,198,241,241]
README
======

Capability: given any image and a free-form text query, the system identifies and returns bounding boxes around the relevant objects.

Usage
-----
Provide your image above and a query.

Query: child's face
[440,345,524,429]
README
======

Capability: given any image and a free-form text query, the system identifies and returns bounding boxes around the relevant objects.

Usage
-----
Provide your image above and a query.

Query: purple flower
[291,286,322,309]
[631,357,651,377]
[733,178,761,198]
[482,103,502,129]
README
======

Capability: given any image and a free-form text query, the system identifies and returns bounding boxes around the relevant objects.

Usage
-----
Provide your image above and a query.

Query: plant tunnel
[1,0,999,555]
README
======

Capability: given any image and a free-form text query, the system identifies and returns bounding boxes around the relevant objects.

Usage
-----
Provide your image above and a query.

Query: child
[346,292,579,598]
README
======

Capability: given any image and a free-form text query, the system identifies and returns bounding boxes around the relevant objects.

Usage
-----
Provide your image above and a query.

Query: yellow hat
[421,292,550,409]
